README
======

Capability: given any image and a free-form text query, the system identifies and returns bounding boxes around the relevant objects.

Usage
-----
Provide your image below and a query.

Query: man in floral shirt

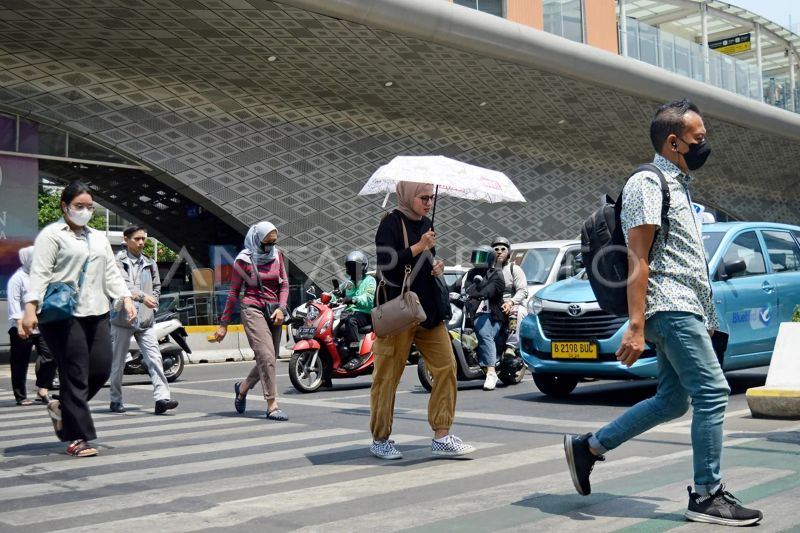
[563,100,763,526]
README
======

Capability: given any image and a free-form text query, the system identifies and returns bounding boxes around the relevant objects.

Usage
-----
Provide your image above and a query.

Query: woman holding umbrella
[369,181,475,460]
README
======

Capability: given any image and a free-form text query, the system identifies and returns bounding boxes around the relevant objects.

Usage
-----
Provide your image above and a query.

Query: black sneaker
[109,402,126,413]
[155,399,179,414]
[563,433,604,496]
[685,485,763,526]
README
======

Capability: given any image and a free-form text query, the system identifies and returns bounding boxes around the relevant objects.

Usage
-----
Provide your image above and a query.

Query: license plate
[551,341,597,360]
[297,326,316,337]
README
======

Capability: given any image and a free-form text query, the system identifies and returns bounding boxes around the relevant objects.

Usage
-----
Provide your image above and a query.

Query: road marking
[0,413,264,449]
[0,427,359,480]
[0,433,445,523]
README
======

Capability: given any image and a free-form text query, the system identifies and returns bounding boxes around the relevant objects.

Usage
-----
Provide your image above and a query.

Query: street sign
[708,33,751,55]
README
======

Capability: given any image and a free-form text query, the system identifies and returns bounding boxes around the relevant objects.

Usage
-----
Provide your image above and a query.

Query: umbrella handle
[430,184,438,229]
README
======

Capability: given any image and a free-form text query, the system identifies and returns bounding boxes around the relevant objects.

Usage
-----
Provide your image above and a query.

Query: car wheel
[533,374,578,397]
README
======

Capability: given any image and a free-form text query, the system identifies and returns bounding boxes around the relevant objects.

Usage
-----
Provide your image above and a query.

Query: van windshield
[511,248,559,284]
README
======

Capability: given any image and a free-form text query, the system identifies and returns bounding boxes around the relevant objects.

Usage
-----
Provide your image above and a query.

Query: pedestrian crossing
[1,387,799,532]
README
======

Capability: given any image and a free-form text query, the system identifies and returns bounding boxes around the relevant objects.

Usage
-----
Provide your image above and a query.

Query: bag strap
[617,164,671,259]
[76,232,90,293]
[375,213,413,306]
[249,255,264,293]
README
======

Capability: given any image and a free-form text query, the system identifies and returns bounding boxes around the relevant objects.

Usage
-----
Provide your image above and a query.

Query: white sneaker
[431,434,476,457]
[483,372,498,391]
[370,439,403,460]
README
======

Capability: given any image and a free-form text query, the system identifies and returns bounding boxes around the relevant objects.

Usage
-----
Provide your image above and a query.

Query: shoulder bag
[38,233,91,324]
[371,218,426,337]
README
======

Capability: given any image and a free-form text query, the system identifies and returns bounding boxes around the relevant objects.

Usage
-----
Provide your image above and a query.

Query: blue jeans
[474,313,501,368]
[588,312,730,495]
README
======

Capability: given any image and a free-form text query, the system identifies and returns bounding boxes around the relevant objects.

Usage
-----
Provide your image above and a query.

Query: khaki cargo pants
[370,322,457,440]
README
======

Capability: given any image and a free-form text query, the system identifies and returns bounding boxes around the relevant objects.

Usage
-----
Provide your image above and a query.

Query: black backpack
[580,164,670,317]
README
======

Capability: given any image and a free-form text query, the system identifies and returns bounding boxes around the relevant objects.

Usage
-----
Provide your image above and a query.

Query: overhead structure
[0,0,799,288]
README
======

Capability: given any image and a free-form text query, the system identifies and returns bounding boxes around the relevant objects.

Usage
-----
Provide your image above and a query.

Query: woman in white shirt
[6,246,57,405]
[21,181,136,457]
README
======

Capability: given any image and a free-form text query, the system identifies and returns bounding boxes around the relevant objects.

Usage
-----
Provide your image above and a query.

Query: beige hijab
[395,181,431,221]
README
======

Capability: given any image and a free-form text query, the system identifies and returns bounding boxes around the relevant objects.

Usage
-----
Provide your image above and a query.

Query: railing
[623,17,796,114]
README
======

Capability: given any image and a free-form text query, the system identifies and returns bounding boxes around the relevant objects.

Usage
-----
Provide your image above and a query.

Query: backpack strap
[621,163,671,245]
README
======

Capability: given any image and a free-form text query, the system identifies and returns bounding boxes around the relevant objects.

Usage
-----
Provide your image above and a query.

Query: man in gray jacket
[109,225,178,415]
[492,237,528,356]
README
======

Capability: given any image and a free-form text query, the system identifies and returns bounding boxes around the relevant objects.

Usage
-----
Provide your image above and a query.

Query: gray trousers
[110,325,170,403]
[240,307,282,401]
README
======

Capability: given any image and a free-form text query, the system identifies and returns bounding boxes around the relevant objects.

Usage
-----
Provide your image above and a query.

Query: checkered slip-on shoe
[431,435,476,457]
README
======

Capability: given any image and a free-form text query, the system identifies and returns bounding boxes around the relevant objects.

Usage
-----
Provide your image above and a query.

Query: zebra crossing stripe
[38,445,566,532]
[0,411,210,439]
[0,427,360,480]
[0,433,428,525]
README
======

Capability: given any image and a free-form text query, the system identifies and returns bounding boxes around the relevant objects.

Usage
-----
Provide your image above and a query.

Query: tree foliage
[38,189,106,230]
[793,304,800,323]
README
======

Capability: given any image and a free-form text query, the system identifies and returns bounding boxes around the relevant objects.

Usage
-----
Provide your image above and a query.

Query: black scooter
[417,282,526,392]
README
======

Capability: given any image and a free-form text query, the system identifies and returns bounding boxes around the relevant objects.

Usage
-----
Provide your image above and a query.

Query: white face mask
[67,207,93,227]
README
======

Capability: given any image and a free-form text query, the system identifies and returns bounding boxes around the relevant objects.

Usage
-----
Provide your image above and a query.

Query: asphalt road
[1,360,798,532]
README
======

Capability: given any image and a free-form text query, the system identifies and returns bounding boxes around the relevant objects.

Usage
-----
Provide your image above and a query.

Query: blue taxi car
[519,222,800,397]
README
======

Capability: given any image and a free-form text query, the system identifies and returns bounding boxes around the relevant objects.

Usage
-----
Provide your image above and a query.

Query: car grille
[538,310,627,341]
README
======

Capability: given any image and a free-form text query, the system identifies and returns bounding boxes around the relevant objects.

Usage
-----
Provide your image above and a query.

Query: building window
[543,0,584,43]
[454,0,504,18]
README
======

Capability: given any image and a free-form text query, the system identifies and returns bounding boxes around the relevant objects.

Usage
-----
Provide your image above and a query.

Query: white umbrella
[359,155,526,225]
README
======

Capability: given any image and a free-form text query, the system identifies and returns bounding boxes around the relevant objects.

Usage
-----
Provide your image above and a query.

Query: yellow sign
[709,33,751,56]
[716,41,752,55]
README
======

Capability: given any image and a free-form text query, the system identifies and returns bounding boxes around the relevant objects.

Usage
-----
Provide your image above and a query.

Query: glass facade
[544,0,584,44]
[623,18,773,107]
[454,0,503,18]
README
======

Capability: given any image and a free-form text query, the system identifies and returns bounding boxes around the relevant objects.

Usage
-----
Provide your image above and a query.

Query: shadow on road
[512,491,680,523]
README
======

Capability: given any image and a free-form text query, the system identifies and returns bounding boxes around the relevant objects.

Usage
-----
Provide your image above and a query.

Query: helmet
[491,236,511,250]
[345,250,369,278]
[469,245,496,269]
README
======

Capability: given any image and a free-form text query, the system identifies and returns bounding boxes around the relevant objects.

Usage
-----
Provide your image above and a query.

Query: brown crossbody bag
[371,218,427,337]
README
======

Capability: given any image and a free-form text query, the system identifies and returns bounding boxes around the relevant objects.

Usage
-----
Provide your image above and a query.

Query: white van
[509,240,582,305]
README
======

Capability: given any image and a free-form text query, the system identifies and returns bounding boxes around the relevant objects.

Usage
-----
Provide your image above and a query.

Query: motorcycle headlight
[528,297,544,316]
[306,306,320,322]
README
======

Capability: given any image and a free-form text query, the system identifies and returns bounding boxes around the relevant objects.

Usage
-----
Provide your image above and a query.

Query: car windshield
[702,231,725,262]
[512,248,559,284]
[443,271,463,288]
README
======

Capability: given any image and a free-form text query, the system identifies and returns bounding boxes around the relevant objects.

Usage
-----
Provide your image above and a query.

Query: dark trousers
[9,327,57,401]
[39,314,112,442]
[337,310,371,348]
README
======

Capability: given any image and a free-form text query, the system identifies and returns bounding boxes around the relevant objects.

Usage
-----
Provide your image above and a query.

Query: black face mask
[260,242,275,253]
[678,137,711,171]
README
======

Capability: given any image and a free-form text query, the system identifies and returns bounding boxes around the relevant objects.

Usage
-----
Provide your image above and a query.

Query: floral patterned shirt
[620,154,719,329]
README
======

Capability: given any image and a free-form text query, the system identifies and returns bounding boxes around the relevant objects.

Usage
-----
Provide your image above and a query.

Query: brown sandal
[66,440,98,457]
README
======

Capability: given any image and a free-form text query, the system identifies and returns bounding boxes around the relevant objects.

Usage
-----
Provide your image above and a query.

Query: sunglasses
[417,195,436,203]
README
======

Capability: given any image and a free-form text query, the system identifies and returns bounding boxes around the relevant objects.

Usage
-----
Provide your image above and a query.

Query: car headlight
[528,297,544,315]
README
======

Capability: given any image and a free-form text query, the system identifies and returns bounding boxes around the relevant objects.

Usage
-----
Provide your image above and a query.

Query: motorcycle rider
[492,237,528,356]
[335,250,376,371]
[462,245,505,391]
[109,225,178,415]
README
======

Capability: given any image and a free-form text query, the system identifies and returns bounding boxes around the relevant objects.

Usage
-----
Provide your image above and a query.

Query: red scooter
[288,283,376,393]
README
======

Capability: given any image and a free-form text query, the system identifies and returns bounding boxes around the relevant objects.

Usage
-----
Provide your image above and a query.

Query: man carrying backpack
[563,99,762,526]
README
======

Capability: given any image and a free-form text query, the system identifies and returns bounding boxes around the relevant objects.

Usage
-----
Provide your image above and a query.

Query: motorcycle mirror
[320,292,332,305]
[306,286,317,299]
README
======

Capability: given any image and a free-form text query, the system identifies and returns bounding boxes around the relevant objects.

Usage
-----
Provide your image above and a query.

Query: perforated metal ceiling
[1,0,799,285]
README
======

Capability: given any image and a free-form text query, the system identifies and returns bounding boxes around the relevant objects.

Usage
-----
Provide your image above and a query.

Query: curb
[745,386,800,419]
